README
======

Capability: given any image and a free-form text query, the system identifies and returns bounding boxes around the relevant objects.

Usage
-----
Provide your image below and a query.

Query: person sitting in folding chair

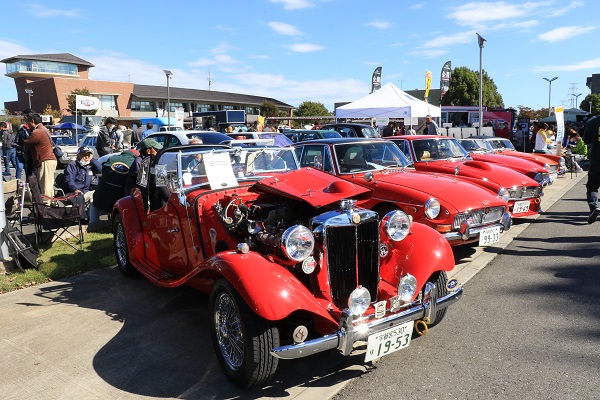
[62,146,102,224]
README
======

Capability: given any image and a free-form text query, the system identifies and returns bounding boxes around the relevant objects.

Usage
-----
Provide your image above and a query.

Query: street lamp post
[477,33,486,133]
[25,88,33,109]
[543,77,558,116]
[572,93,583,109]
[163,70,173,127]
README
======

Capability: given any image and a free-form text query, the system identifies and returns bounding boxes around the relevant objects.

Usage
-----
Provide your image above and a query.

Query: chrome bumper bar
[270,285,463,360]
[445,212,512,242]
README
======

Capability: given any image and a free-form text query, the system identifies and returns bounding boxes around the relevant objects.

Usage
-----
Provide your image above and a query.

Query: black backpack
[93,150,138,212]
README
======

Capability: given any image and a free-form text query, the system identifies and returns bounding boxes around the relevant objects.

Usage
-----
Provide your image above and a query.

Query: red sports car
[388,135,544,218]
[458,138,552,185]
[292,138,511,247]
[112,144,462,388]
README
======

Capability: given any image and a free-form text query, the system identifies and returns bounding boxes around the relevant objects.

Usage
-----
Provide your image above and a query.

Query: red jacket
[24,124,55,168]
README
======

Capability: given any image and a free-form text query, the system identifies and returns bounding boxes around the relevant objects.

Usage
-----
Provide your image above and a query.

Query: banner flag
[439,61,452,104]
[554,106,565,154]
[424,70,432,102]
[371,67,382,93]
[75,95,99,110]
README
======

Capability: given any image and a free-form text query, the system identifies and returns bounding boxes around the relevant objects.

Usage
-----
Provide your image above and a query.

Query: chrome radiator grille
[453,206,505,229]
[507,186,540,200]
[547,164,558,173]
[325,219,379,309]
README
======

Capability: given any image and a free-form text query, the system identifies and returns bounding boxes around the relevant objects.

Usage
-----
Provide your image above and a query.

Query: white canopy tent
[335,82,441,119]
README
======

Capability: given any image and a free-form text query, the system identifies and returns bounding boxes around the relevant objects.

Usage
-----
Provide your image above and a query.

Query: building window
[6,60,78,75]
[245,106,258,115]
[222,105,234,110]
[196,104,216,112]
[98,95,116,110]
[131,100,154,111]
[169,102,184,112]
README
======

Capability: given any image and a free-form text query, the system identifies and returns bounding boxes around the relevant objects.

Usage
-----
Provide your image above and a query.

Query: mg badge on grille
[375,300,386,319]
[351,213,361,224]
[302,256,316,274]
[379,243,388,258]
[389,295,401,312]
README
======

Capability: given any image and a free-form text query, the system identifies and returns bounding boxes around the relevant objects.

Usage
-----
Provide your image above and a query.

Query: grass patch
[0,232,116,294]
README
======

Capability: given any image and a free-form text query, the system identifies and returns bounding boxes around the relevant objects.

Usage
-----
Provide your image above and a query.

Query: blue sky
[0,0,598,113]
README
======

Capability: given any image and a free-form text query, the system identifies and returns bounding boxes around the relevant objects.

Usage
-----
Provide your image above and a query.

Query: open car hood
[253,167,372,208]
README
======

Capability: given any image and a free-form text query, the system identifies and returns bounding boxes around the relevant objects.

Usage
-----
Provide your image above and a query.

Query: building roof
[0,53,95,67]
[132,84,294,109]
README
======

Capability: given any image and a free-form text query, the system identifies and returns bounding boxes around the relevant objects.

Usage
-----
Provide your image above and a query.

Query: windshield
[411,138,470,161]
[361,126,380,138]
[154,147,299,192]
[460,139,488,152]
[333,142,411,173]
[52,136,76,146]
[487,138,516,151]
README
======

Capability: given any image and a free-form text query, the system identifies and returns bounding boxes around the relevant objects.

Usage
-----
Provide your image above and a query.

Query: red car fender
[113,197,145,263]
[206,252,338,325]
[379,221,455,293]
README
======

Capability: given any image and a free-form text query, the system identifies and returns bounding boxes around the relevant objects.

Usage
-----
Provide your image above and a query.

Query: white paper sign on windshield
[203,152,238,190]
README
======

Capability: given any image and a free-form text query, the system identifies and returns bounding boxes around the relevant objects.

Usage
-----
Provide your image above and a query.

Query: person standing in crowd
[382,121,395,137]
[23,112,57,200]
[96,117,115,157]
[1,122,10,175]
[141,122,154,140]
[583,116,600,223]
[405,125,416,135]
[1,122,24,180]
[426,115,440,135]
[15,109,33,178]
[124,138,162,196]
[534,122,553,153]
[131,121,144,146]
[62,146,102,224]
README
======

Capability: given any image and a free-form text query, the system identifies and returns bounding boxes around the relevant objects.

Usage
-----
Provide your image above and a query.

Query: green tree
[42,104,63,122]
[441,66,504,108]
[516,106,547,121]
[259,100,280,118]
[581,93,600,116]
[66,88,97,115]
[295,101,331,117]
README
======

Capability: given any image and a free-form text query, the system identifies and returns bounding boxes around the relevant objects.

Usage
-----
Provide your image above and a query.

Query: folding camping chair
[29,177,84,251]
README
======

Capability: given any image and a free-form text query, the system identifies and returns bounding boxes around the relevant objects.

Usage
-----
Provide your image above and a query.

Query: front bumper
[270,283,463,359]
[444,212,512,242]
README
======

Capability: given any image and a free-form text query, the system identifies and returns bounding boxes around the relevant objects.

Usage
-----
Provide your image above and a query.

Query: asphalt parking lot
[0,171,587,400]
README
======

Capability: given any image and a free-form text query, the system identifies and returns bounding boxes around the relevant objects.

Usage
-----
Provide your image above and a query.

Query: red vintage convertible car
[458,138,552,185]
[467,136,565,179]
[292,138,511,247]
[388,135,544,218]
[112,145,462,388]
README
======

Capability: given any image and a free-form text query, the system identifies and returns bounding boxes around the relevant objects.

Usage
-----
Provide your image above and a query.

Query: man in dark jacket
[96,117,116,157]
[63,146,102,223]
[131,121,144,146]
[382,121,395,137]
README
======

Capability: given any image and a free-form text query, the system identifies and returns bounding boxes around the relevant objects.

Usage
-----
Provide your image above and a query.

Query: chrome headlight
[498,187,509,201]
[348,286,371,316]
[281,225,314,262]
[424,198,441,219]
[383,210,411,242]
[533,173,547,185]
[398,273,418,302]
[543,163,550,170]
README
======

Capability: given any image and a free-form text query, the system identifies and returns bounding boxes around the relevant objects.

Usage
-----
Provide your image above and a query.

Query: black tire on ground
[209,278,279,388]
[112,213,137,276]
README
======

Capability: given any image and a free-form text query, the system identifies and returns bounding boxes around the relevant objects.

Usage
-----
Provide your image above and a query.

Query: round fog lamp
[348,286,371,316]
[398,274,417,302]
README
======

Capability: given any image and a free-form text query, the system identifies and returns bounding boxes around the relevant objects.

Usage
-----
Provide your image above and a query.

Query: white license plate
[365,321,414,362]
[479,225,501,246]
[513,200,530,214]
[550,173,557,181]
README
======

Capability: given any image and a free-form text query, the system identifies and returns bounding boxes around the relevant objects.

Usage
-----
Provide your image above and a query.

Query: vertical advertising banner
[371,67,382,93]
[439,61,452,104]
[554,106,565,154]
[175,107,185,128]
[425,70,432,102]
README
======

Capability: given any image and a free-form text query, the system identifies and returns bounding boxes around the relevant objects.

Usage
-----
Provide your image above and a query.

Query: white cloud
[0,40,31,60]
[409,49,449,58]
[365,21,392,30]
[420,30,477,48]
[269,0,314,10]
[546,0,584,17]
[409,3,426,10]
[268,22,303,36]
[286,43,325,53]
[537,26,596,42]
[27,3,83,18]
[447,1,546,27]
[532,57,600,72]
